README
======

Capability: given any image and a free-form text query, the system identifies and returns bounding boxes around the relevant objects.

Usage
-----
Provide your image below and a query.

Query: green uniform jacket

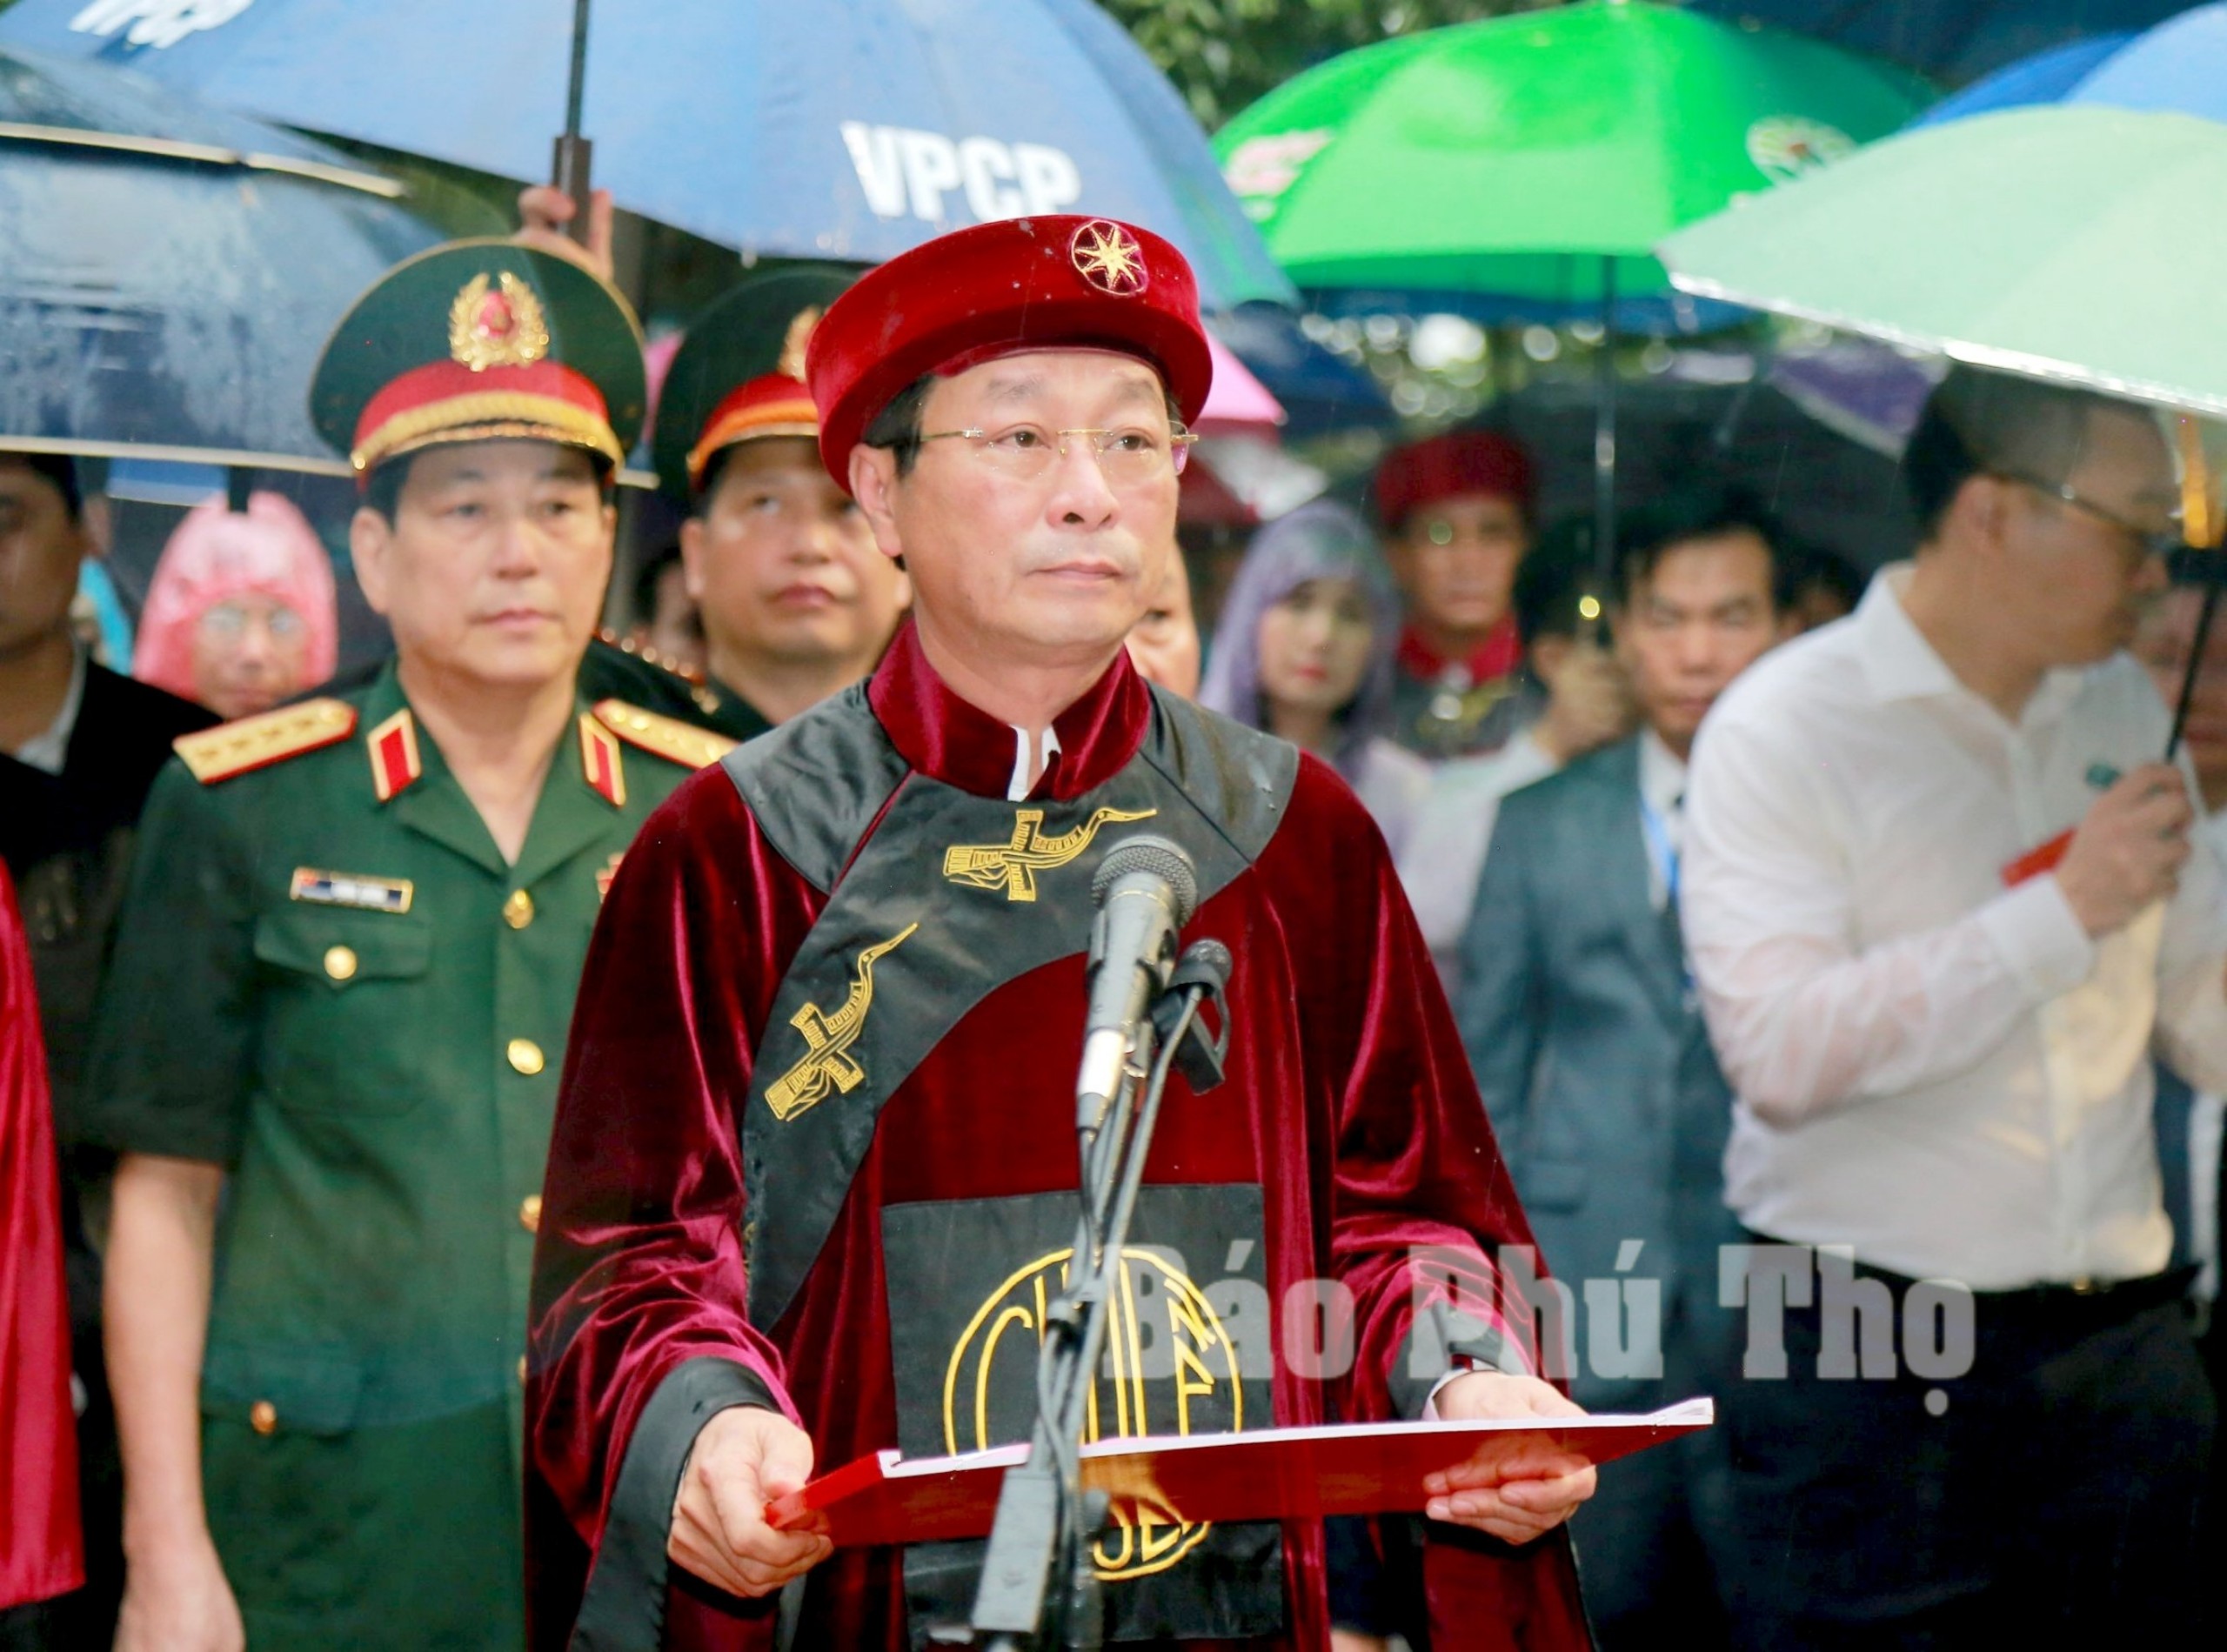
[80,663,720,1652]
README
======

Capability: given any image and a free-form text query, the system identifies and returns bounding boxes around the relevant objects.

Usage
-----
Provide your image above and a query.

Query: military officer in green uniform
[83,241,733,1652]
[579,263,910,738]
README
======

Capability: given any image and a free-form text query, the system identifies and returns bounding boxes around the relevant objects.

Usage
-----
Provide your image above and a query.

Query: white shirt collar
[1857,563,2084,729]
[1852,565,1957,705]
[1006,724,1061,802]
[10,642,87,775]
[1638,726,1687,823]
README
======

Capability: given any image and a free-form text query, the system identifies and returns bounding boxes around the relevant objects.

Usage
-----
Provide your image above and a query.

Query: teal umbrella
[1658,104,2227,418]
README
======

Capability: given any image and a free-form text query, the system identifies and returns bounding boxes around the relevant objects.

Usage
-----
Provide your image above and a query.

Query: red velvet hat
[1374,430,1538,531]
[806,215,1213,491]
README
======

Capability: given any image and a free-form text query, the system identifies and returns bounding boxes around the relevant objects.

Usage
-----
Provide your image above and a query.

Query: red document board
[766,1398,1712,1548]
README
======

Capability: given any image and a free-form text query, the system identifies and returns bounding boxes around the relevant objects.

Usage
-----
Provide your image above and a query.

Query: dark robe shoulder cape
[526,622,1588,1650]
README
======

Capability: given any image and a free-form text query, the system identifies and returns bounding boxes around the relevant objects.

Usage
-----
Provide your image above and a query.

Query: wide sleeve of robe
[0,860,83,1611]
[526,771,818,1649]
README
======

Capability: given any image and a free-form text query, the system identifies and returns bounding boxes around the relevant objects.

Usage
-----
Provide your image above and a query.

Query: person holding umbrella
[83,242,732,1651]
[1683,366,2216,1644]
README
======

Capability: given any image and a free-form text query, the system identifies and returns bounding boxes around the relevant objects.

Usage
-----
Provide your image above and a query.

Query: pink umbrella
[1198,331,1286,438]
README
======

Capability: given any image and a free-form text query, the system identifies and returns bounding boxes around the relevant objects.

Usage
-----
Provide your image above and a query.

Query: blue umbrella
[0,0,1293,312]
[1688,0,2186,85]
[0,44,445,471]
[1912,4,2227,128]
[1909,34,2133,126]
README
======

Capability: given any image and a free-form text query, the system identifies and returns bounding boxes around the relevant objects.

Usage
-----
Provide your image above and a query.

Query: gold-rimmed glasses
[1995,470,2184,564]
[916,422,1196,486]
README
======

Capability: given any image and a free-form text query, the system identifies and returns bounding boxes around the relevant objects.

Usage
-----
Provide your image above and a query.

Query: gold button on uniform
[324,945,358,981]
[249,1400,278,1435]
[518,1355,529,1388]
[507,1038,545,1076]
[502,889,535,929]
[519,1194,543,1234]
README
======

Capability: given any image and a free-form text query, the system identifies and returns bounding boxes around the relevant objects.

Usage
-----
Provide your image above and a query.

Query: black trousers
[1718,1258,2215,1649]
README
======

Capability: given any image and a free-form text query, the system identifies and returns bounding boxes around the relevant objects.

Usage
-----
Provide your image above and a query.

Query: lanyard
[1638,793,1680,910]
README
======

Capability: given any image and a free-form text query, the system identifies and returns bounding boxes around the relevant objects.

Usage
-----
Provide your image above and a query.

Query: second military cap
[311,239,647,478]
[651,264,855,501]
[805,215,1212,491]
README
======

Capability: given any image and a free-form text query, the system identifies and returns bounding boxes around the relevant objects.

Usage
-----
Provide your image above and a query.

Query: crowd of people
[0,199,2220,1652]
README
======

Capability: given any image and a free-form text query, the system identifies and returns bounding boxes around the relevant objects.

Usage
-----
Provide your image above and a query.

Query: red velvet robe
[1,861,82,1611]
[526,625,1588,1649]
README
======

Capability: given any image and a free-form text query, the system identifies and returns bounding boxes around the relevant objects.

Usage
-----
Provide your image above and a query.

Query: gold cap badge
[1070,220,1149,298]
[449,271,552,372]
[777,306,823,382]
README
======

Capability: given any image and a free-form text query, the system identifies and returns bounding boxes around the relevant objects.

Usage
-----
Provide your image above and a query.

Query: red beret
[806,215,1213,491]
[1374,430,1537,530]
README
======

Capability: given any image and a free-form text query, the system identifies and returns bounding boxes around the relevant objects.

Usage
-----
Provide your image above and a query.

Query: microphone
[1074,835,1199,1126]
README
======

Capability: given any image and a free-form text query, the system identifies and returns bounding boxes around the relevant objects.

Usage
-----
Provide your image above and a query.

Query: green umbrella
[1657,104,2227,419]
[1214,0,1924,567]
[1214,0,1924,309]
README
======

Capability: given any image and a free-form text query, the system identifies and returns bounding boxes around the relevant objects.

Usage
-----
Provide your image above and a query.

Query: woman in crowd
[131,492,338,719]
[1125,543,1202,699]
[1200,498,1430,854]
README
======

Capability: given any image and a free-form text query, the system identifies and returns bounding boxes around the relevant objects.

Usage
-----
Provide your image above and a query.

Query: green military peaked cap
[311,238,648,478]
[650,263,857,503]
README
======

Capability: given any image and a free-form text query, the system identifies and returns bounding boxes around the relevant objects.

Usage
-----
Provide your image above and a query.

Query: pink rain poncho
[133,492,338,708]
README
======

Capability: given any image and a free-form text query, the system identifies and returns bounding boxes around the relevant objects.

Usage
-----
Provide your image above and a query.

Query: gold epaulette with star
[592,699,739,770]
[597,627,706,685]
[172,699,358,785]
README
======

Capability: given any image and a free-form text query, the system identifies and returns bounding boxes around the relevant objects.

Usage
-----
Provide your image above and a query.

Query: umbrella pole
[2169,416,2223,761]
[552,0,595,244]
[2168,580,2221,761]
[1592,256,1618,630]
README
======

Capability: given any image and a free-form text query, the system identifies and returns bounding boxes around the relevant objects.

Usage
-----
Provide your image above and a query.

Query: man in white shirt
[1684,366,2217,1645]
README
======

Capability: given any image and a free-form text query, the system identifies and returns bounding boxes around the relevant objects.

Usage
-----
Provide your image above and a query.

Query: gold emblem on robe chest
[942,806,1156,902]
[763,922,919,1121]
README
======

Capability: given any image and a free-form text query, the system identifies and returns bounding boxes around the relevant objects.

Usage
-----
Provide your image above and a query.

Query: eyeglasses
[199,601,307,642]
[1995,471,2184,563]
[915,423,1196,486]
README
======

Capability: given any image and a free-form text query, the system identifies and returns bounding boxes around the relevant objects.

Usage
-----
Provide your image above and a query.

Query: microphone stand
[961,941,1233,1650]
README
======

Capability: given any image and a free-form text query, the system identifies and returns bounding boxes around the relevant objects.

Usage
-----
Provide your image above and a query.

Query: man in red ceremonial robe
[525,216,1597,1650]
[1,860,84,1630]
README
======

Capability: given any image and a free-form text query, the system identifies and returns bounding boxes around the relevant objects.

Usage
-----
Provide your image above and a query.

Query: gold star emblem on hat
[1069,220,1148,297]
[449,271,552,371]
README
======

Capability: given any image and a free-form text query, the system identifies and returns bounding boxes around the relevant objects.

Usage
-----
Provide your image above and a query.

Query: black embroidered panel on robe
[723,689,1296,1330]
[883,1187,1283,1644]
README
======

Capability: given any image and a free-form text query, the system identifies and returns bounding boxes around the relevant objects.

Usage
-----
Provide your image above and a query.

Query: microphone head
[1093,833,1199,926]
